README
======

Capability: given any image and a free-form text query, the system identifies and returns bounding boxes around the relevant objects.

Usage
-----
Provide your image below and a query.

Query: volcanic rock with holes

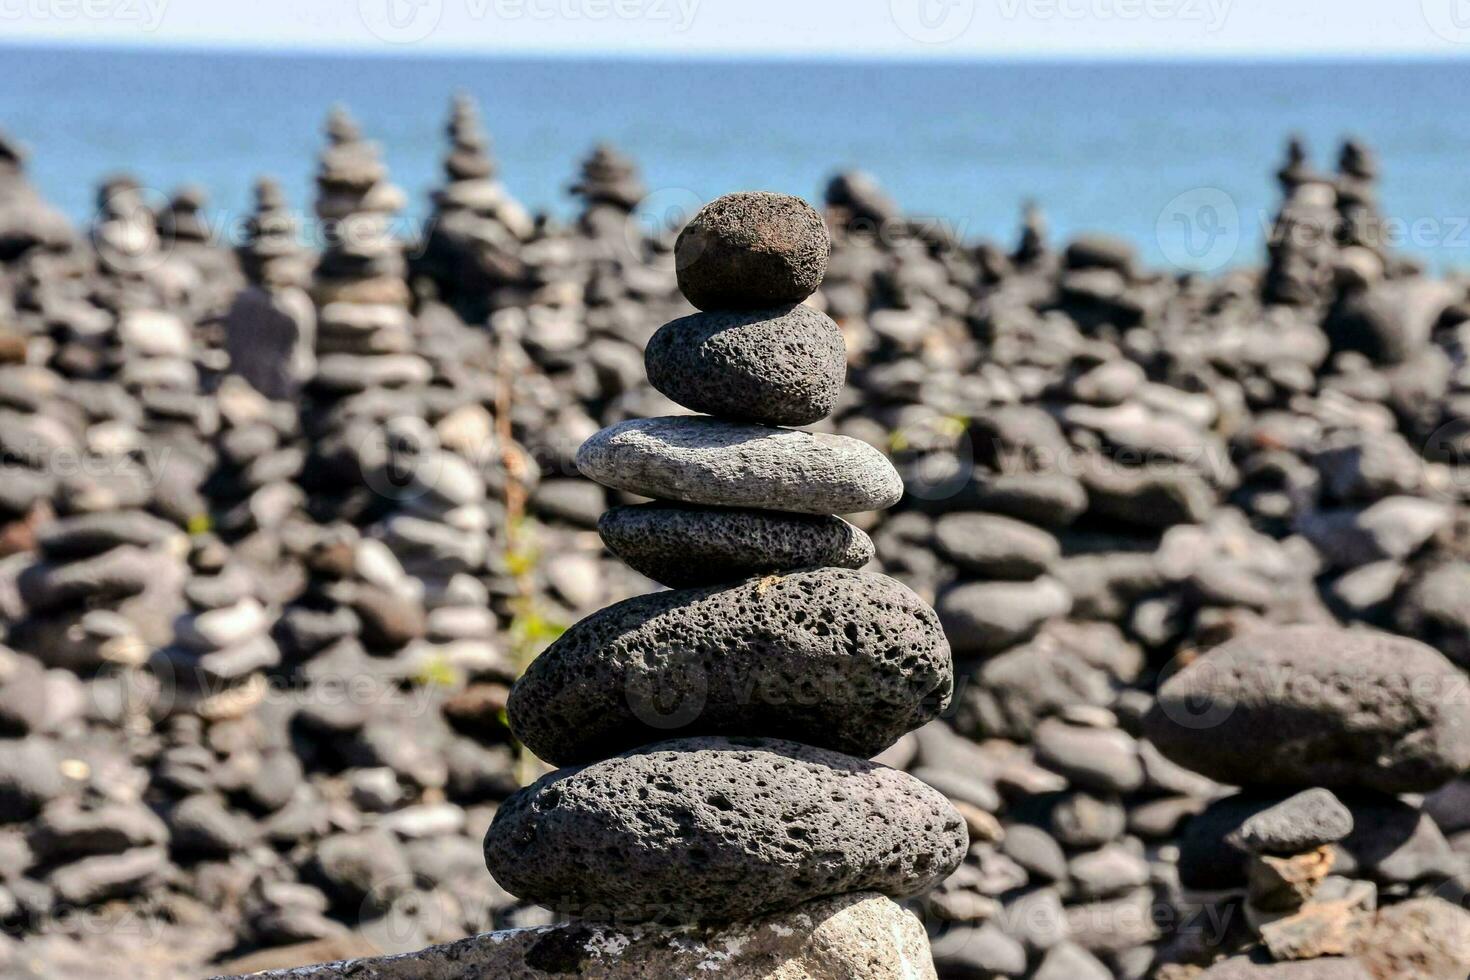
[486,192,964,952]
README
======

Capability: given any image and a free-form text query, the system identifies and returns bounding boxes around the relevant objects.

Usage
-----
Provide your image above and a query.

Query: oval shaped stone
[598,503,873,588]
[675,192,830,311]
[1145,626,1470,793]
[933,512,1060,579]
[483,736,968,923]
[509,568,951,765]
[576,417,903,515]
[645,305,845,426]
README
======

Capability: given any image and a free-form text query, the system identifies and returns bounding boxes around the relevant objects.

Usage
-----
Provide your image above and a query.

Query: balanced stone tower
[484,192,967,950]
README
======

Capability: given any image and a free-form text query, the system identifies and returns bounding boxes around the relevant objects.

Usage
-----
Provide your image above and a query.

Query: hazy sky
[1,0,1468,58]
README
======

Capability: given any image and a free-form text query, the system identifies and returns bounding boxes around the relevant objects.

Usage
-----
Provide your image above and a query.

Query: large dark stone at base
[509,568,951,765]
[483,737,968,924]
[645,305,846,427]
[674,192,830,312]
[1145,625,1470,794]
[598,503,873,588]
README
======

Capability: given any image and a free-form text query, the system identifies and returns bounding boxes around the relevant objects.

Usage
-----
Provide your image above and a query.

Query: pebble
[937,576,1073,658]
[645,305,846,426]
[1229,788,1354,855]
[509,568,951,765]
[576,416,904,515]
[1033,718,1144,794]
[932,512,1060,579]
[597,503,873,587]
[484,737,967,923]
[674,192,830,311]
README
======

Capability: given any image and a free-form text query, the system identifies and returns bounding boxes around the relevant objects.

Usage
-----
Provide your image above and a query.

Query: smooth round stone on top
[483,736,968,924]
[645,305,846,427]
[675,192,831,311]
[576,416,903,516]
[508,567,951,765]
[598,503,873,588]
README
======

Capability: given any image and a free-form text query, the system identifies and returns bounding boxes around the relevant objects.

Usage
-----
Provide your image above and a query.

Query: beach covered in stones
[0,100,1465,979]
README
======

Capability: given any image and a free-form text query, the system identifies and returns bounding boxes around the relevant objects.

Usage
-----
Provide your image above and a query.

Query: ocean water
[3,45,1470,272]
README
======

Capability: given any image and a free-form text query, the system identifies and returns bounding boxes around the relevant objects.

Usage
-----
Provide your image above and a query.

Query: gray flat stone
[645,305,845,426]
[483,736,967,923]
[509,568,951,765]
[576,416,903,515]
[597,503,873,587]
[1229,788,1354,855]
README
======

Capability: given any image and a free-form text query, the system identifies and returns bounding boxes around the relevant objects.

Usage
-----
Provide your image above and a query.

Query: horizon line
[3,36,1470,64]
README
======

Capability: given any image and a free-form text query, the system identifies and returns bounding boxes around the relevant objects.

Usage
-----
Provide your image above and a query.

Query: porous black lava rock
[509,568,951,766]
[675,192,830,311]
[597,503,873,588]
[644,305,846,426]
[576,416,903,515]
[1146,626,1470,794]
[483,736,967,923]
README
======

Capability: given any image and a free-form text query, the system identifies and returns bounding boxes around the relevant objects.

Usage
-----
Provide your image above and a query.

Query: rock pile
[224,177,316,401]
[311,106,408,309]
[12,502,189,673]
[412,94,533,323]
[1146,625,1470,975]
[482,191,966,960]
[0,129,71,260]
[569,142,645,235]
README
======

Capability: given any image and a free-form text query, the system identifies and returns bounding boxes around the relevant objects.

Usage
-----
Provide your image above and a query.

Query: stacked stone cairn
[311,106,410,308]
[154,534,280,721]
[155,182,242,315]
[12,504,188,675]
[0,128,72,260]
[568,142,646,237]
[1146,624,1470,976]
[1262,137,1340,310]
[481,192,967,967]
[413,94,533,323]
[224,177,316,401]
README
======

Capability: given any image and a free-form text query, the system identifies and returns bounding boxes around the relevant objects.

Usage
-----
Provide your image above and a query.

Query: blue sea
[3,45,1470,272]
